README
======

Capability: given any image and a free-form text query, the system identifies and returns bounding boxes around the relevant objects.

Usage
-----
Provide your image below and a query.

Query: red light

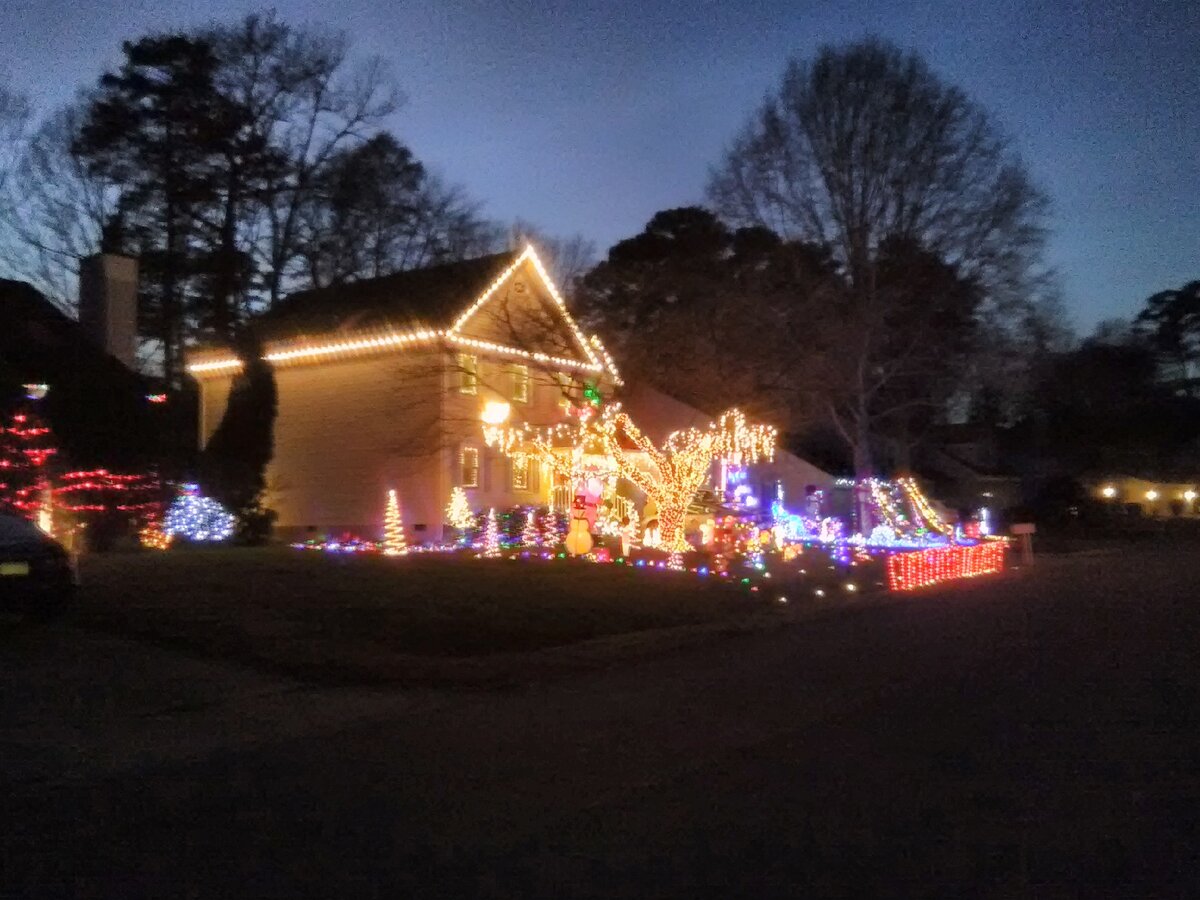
[886,543,1007,592]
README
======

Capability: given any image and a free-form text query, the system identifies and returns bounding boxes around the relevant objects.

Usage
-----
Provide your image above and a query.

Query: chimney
[79,253,138,370]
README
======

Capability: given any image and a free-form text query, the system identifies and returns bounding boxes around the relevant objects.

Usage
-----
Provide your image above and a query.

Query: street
[3,546,1198,897]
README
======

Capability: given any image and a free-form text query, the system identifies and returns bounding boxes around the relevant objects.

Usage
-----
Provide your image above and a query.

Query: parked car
[0,514,76,618]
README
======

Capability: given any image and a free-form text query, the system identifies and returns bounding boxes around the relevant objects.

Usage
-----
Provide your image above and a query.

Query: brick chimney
[79,253,138,370]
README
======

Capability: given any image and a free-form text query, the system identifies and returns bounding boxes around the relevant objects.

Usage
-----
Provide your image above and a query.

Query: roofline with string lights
[185,246,623,385]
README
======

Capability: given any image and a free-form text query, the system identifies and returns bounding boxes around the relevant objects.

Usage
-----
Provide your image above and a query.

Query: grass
[74,548,778,684]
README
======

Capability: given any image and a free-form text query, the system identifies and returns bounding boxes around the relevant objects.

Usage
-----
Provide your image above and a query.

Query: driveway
[3,547,1197,897]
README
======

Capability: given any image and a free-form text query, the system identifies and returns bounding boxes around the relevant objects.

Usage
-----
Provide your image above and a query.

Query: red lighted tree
[0,405,58,523]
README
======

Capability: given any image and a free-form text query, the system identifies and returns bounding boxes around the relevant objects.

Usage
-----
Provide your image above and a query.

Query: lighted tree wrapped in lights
[480,507,501,558]
[0,406,58,527]
[162,483,237,542]
[446,486,474,532]
[485,403,775,553]
[521,509,539,547]
[383,489,407,556]
[597,406,776,552]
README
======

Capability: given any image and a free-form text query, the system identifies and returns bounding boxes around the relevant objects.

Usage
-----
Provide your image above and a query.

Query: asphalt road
[3,547,1198,898]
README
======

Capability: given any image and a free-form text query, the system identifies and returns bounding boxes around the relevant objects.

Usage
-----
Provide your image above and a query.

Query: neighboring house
[916,423,1023,513]
[187,247,831,542]
[1086,475,1198,517]
[0,256,169,470]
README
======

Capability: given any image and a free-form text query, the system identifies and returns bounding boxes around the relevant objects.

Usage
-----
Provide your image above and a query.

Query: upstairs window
[460,447,479,487]
[511,364,530,403]
[458,353,478,394]
[553,372,573,407]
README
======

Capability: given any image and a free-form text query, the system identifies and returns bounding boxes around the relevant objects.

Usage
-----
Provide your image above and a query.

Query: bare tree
[206,12,401,308]
[298,133,499,286]
[708,38,1051,474]
[0,82,29,204]
[3,99,118,311]
[0,81,32,278]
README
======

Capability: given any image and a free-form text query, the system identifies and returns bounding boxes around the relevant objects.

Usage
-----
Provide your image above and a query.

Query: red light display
[886,542,1007,592]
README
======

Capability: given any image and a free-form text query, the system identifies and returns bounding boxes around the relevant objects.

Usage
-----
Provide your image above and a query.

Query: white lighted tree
[480,508,500,558]
[445,486,473,535]
[383,489,407,555]
[520,509,539,547]
[597,406,776,552]
[485,404,775,553]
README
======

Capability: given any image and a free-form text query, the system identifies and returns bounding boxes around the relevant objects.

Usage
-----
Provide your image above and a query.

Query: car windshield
[0,514,43,546]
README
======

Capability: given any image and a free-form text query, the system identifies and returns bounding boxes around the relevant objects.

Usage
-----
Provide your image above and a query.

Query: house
[1087,475,1198,517]
[0,256,173,470]
[187,247,831,542]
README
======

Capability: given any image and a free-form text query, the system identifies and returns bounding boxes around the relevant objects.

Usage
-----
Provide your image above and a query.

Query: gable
[448,248,603,373]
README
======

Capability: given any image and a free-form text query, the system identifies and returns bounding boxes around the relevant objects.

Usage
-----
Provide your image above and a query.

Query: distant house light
[1101,485,1117,499]
[1145,490,1159,501]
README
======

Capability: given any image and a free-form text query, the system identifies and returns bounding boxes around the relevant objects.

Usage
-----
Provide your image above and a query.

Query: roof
[190,248,622,384]
[255,252,519,340]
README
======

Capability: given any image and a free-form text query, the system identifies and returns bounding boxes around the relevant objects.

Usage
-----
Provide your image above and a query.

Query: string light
[480,508,501,558]
[886,543,1007,591]
[541,510,562,548]
[593,404,775,553]
[521,509,540,547]
[187,246,623,383]
[162,484,236,542]
[140,524,172,550]
[383,489,407,556]
[446,487,474,533]
[588,334,624,386]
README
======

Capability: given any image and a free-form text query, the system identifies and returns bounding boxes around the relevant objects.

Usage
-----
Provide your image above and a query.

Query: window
[458,353,477,394]
[553,372,572,407]
[511,364,530,403]
[512,457,530,491]
[460,447,479,487]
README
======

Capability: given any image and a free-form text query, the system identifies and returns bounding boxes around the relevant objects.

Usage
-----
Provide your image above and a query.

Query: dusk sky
[6,0,1197,329]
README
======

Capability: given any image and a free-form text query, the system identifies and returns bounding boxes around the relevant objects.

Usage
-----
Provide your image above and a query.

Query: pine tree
[521,509,539,547]
[481,507,501,558]
[383,489,407,555]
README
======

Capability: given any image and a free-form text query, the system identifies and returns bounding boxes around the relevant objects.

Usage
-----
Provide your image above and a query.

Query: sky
[4,0,1197,329]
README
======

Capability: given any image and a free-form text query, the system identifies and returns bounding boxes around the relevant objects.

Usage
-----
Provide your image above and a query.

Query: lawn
[74,548,780,684]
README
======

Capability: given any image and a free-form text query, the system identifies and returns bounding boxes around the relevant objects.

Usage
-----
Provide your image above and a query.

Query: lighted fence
[886,542,1007,592]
